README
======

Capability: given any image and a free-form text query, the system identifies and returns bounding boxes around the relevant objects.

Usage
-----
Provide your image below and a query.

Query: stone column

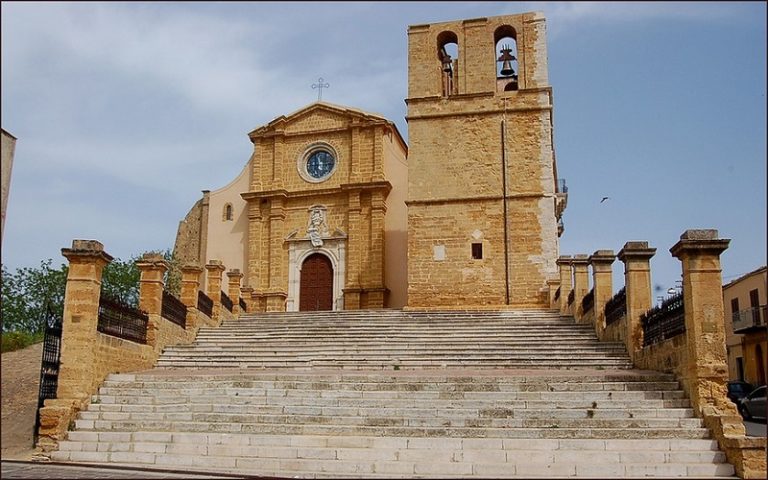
[227,269,244,316]
[240,286,254,314]
[266,197,287,312]
[617,241,656,356]
[670,229,733,415]
[571,254,590,322]
[556,256,572,316]
[180,264,203,331]
[205,260,225,323]
[546,279,560,309]
[589,250,615,339]
[38,240,113,451]
[136,253,169,349]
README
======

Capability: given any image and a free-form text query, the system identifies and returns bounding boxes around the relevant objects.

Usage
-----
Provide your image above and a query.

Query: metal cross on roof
[312,77,330,101]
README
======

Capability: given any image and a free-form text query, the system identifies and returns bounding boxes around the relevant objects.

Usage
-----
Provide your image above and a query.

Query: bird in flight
[600,197,610,203]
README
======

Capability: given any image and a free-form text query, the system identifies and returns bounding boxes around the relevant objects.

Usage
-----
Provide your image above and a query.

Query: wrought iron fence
[197,290,213,317]
[221,290,233,313]
[604,287,627,325]
[97,295,148,344]
[161,290,187,329]
[567,289,575,306]
[34,305,63,442]
[554,287,561,301]
[641,291,685,347]
[557,178,568,194]
[239,297,247,312]
[581,288,594,313]
[732,306,767,333]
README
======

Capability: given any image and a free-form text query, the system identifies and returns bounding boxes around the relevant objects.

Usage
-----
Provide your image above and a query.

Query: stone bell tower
[405,12,566,309]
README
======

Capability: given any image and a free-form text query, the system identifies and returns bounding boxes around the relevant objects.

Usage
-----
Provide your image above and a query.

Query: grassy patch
[1,331,44,353]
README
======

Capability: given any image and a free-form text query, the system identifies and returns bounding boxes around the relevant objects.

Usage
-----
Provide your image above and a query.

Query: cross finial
[312,77,330,101]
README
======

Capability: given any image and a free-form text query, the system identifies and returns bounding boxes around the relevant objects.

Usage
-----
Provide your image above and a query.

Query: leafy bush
[1,330,44,353]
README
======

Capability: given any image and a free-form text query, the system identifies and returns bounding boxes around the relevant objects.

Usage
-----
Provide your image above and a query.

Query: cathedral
[173,11,566,312]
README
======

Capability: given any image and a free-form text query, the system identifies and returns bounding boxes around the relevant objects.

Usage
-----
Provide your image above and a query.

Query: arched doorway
[300,253,334,311]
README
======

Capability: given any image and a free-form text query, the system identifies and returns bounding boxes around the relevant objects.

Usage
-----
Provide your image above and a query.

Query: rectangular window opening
[471,243,483,260]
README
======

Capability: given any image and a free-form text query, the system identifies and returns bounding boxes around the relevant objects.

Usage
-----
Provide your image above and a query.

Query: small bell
[441,53,453,73]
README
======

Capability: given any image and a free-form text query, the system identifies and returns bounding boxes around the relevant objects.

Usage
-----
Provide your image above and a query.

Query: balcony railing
[732,306,766,333]
[556,179,568,194]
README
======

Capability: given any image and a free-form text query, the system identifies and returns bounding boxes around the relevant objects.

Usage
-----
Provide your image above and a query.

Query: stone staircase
[50,310,736,478]
[156,310,634,370]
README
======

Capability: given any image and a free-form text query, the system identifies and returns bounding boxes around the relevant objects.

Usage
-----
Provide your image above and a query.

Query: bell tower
[406,12,566,309]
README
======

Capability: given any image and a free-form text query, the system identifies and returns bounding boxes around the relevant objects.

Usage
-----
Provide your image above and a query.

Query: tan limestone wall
[1,129,16,242]
[603,314,627,343]
[382,130,408,308]
[206,163,250,282]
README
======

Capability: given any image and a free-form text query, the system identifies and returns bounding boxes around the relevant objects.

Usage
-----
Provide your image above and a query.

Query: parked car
[727,380,754,404]
[738,385,767,421]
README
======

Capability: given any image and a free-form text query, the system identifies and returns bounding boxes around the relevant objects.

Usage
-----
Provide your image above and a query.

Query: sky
[2,1,766,298]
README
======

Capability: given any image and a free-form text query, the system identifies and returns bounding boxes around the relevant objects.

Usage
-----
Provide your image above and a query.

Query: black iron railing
[197,290,213,318]
[732,306,767,333]
[641,291,685,347]
[582,289,594,313]
[35,305,63,442]
[567,290,575,306]
[554,287,561,301]
[221,291,233,313]
[98,295,148,344]
[161,290,187,329]
[557,178,568,194]
[605,287,627,325]
[239,297,247,312]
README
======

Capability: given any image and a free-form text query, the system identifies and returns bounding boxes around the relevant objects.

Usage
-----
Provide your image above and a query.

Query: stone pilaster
[589,250,615,339]
[38,240,113,452]
[266,197,286,312]
[240,286,254,314]
[670,229,732,415]
[617,241,656,357]
[368,190,387,308]
[205,260,225,322]
[136,253,169,349]
[227,269,244,316]
[345,191,362,310]
[571,254,590,322]
[180,264,203,331]
[56,240,113,402]
[556,256,572,316]
[546,279,560,310]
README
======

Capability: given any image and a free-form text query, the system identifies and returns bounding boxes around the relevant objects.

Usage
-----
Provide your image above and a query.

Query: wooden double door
[299,253,334,311]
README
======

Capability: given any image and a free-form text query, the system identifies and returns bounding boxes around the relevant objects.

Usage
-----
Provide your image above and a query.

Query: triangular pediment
[248,102,391,140]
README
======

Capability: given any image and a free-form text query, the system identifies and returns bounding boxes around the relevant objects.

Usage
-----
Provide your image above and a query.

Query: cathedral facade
[173,11,565,312]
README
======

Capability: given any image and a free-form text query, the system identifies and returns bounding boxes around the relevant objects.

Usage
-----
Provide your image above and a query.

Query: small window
[471,242,483,260]
[223,203,233,221]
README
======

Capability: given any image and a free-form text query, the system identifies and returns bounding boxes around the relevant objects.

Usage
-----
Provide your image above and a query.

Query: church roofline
[247,102,407,151]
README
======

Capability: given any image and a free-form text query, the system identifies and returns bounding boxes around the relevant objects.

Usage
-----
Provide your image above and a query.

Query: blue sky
[2,1,766,296]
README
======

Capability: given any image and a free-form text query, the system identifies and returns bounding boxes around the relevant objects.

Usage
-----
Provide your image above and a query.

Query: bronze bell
[441,54,453,73]
[498,44,516,77]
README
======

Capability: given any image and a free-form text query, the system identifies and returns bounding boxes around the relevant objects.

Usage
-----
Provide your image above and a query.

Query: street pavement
[0,461,269,479]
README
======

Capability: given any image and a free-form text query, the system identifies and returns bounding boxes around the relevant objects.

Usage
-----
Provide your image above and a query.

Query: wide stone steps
[51,311,735,477]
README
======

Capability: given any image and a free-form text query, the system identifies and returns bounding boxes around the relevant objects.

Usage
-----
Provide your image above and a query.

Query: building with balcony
[723,265,767,386]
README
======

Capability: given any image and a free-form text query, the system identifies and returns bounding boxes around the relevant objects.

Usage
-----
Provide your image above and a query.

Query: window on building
[749,289,760,323]
[223,203,233,221]
[731,297,740,321]
[494,25,518,92]
[471,243,483,260]
[437,31,458,97]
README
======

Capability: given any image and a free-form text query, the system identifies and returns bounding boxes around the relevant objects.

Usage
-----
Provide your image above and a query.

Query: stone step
[85,398,692,412]
[51,436,733,478]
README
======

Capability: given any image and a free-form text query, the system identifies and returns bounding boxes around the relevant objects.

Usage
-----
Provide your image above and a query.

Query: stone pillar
[368,190,387,308]
[617,241,656,356]
[205,260,225,322]
[240,286,254,314]
[136,253,169,349]
[546,279,560,310]
[589,250,615,339]
[670,229,732,415]
[227,269,244,316]
[56,240,113,401]
[246,201,263,310]
[180,264,203,330]
[38,240,113,451]
[571,254,590,322]
[266,197,287,312]
[556,256,572,316]
[345,190,362,310]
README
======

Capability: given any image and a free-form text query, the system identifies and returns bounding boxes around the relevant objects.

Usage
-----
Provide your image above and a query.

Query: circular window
[298,143,338,183]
